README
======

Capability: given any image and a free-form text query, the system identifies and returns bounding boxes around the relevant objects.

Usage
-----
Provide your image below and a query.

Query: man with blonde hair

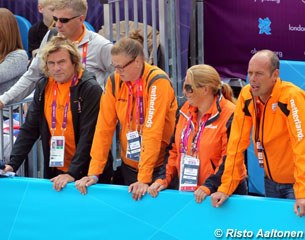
[3,36,104,191]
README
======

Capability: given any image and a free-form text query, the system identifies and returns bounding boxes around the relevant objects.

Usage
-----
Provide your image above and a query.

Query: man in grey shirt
[0,0,113,108]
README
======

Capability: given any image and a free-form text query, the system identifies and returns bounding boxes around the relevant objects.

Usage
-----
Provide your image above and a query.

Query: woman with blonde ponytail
[148,64,247,202]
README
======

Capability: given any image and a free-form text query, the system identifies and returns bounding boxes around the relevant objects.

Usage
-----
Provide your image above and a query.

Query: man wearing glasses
[0,0,113,109]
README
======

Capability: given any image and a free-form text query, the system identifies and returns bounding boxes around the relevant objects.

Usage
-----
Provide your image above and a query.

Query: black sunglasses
[53,15,80,24]
[111,57,136,71]
[183,84,194,93]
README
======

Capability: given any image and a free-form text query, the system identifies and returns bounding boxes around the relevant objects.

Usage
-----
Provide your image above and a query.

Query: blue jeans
[264,176,295,199]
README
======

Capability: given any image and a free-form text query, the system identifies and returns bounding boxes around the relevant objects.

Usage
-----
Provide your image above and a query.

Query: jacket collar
[268,77,282,102]
[180,91,223,125]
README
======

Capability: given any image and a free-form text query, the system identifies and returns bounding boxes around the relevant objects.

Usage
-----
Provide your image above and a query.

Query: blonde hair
[38,0,54,6]
[0,8,23,62]
[111,30,145,59]
[53,0,88,17]
[186,64,235,103]
[40,36,83,76]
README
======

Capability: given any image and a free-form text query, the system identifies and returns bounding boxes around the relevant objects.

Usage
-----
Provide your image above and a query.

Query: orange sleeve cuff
[198,185,211,195]
[155,178,168,189]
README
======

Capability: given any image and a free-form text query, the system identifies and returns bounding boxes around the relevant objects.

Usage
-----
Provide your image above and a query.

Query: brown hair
[111,30,145,59]
[40,36,83,76]
[53,0,88,18]
[186,64,235,103]
[0,8,23,62]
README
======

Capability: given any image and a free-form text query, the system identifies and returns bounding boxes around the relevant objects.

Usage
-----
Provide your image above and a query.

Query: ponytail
[221,82,236,103]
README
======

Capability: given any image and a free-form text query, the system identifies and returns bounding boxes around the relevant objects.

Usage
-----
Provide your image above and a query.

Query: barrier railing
[0,97,43,178]
[1,177,304,239]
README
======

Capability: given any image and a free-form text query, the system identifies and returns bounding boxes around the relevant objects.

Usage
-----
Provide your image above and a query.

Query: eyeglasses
[53,15,80,24]
[183,84,194,93]
[111,57,136,71]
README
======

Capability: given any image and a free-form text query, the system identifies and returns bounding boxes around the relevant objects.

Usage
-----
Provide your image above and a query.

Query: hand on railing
[0,163,15,177]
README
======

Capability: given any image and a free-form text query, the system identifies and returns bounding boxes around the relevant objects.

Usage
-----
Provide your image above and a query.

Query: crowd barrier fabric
[204,1,305,80]
[0,177,304,240]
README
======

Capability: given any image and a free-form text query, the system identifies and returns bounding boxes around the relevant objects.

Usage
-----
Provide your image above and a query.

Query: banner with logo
[204,0,305,79]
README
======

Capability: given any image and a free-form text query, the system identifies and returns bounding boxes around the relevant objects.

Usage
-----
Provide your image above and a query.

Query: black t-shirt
[28,20,48,58]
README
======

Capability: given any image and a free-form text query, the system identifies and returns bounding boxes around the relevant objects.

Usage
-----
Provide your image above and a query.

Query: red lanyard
[253,98,265,167]
[81,42,88,66]
[180,114,208,156]
[51,74,78,135]
[254,99,262,142]
[126,78,144,130]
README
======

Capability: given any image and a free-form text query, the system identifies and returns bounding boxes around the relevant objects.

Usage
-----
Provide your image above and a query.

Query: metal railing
[100,0,186,165]
[101,0,184,96]
[0,97,43,178]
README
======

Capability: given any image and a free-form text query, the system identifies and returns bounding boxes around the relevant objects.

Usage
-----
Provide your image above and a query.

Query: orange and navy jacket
[155,94,235,193]
[88,62,177,183]
[218,79,305,198]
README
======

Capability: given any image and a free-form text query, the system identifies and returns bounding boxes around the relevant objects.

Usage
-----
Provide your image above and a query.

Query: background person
[211,49,305,217]
[28,0,55,58]
[0,8,28,95]
[75,31,178,200]
[2,36,104,191]
[0,0,113,109]
[148,64,247,202]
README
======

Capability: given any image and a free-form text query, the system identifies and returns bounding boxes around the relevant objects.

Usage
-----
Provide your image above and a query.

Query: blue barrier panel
[0,177,304,240]
[280,60,305,90]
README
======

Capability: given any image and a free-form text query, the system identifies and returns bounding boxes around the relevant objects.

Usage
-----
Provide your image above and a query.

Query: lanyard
[253,98,264,167]
[51,74,78,135]
[126,78,144,131]
[81,42,88,66]
[180,114,208,157]
[254,98,262,142]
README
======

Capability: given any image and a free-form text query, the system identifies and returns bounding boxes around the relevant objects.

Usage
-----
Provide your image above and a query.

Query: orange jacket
[219,79,305,198]
[88,62,177,183]
[156,94,235,192]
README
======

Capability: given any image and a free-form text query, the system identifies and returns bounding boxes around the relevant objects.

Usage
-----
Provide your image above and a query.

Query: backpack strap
[145,68,171,91]
[109,73,115,96]
[109,73,123,98]
[110,68,171,97]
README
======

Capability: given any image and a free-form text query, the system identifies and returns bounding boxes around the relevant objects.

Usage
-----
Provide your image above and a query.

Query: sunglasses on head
[53,15,80,23]
[183,84,194,93]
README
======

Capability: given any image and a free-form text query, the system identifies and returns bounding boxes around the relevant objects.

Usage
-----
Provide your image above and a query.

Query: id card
[126,131,141,161]
[256,141,264,167]
[179,154,200,191]
[49,136,65,167]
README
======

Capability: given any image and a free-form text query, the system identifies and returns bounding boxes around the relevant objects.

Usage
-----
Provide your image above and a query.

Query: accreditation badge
[179,154,200,191]
[126,131,141,161]
[49,136,65,167]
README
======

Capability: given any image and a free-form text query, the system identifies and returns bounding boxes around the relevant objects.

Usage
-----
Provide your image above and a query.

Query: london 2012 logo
[258,17,271,35]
